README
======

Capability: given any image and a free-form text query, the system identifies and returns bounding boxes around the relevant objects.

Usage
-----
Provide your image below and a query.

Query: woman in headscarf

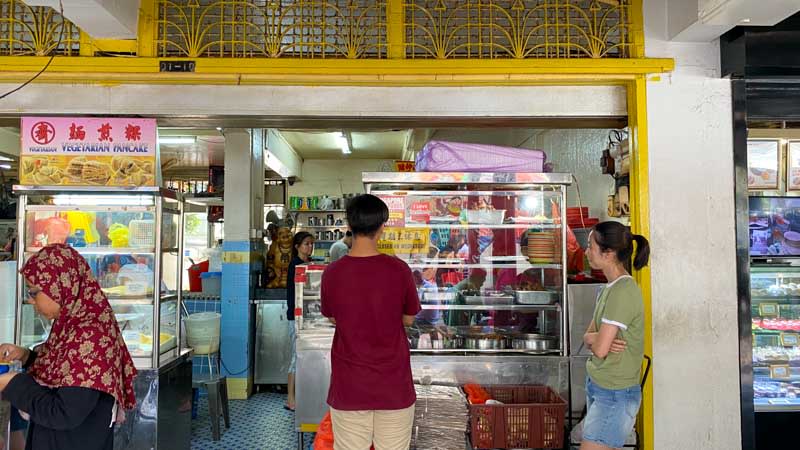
[0,244,137,450]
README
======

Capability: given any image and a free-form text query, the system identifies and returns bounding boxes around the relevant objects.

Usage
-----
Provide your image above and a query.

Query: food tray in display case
[363,172,571,356]
[751,265,800,410]
[13,186,185,369]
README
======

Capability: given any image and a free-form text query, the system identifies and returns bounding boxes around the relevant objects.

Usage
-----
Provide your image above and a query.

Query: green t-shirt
[586,276,645,390]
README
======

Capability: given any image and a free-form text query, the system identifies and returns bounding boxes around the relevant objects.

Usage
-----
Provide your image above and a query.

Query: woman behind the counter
[581,222,649,450]
[0,244,137,450]
[285,231,315,412]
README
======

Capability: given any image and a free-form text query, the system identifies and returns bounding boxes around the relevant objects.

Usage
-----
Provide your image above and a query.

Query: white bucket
[184,312,221,355]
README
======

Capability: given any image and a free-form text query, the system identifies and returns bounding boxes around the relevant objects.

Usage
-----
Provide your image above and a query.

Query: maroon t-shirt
[321,254,421,411]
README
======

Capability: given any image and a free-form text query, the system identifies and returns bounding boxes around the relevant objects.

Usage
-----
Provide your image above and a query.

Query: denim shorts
[288,320,297,374]
[10,406,28,432]
[583,377,641,449]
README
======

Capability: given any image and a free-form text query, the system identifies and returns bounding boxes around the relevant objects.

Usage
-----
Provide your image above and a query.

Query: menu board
[789,141,800,191]
[747,139,779,190]
[20,117,157,187]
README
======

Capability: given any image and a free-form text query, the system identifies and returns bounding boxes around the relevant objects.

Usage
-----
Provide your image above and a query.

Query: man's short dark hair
[346,194,389,237]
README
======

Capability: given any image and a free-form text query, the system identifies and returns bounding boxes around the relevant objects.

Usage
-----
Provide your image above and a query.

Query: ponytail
[632,234,650,270]
[592,221,651,273]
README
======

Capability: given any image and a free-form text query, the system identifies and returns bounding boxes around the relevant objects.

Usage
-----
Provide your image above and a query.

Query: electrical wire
[0,0,65,101]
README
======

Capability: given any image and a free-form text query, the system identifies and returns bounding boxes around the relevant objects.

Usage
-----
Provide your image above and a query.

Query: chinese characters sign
[394,160,415,172]
[378,227,430,257]
[21,117,157,187]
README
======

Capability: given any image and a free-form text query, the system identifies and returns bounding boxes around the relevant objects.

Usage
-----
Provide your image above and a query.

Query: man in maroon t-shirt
[321,194,421,450]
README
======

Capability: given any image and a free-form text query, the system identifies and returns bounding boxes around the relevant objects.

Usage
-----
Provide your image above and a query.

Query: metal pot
[463,335,506,350]
[510,334,557,351]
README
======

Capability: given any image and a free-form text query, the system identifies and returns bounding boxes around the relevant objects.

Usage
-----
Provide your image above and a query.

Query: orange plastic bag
[464,383,491,405]
[313,413,335,450]
[313,412,376,450]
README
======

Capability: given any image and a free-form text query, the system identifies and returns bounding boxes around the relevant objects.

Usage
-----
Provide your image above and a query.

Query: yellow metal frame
[0,55,672,85]
[627,75,653,450]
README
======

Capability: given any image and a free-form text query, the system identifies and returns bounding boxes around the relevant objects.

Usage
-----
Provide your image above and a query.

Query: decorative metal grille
[0,0,80,56]
[405,0,632,59]
[155,0,387,58]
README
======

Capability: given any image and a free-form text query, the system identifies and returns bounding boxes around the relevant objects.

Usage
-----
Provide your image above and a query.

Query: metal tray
[514,290,560,305]
[465,294,514,305]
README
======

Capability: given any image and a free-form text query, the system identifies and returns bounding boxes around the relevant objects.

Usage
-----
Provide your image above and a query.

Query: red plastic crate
[467,385,566,449]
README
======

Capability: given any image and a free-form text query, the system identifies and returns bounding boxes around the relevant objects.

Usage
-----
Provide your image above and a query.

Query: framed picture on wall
[748,139,780,190]
[788,141,800,191]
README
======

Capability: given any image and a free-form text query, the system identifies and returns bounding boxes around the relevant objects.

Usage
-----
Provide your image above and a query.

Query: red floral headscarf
[21,244,137,410]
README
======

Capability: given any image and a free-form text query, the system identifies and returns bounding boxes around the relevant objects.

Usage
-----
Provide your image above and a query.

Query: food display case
[751,265,800,410]
[293,172,573,449]
[13,185,193,450]
[363,172,570,355]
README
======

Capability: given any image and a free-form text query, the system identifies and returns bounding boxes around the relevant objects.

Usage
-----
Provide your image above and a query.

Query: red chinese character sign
[21,117,157,187]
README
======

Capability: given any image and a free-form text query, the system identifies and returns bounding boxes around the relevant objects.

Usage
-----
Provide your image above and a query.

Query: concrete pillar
[221,129,264,399]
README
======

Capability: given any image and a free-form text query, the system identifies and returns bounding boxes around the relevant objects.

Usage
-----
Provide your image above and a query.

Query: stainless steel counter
[254,298,292,384]
[113,349,193,450]
[294,330,569,448]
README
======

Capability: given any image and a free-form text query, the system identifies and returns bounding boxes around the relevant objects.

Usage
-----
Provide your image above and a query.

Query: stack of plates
[527,230,561,264]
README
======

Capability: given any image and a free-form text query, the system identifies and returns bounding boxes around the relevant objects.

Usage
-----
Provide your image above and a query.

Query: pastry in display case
[751,266,800,410]
[363,172,570,355]
[14,186,184,369]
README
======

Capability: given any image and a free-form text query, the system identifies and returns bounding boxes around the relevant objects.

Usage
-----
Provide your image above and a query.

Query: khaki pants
[330,405,415,450]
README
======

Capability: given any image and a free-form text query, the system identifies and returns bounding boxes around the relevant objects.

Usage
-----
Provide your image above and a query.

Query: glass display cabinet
[14,186,185,369]
[363,172,571,355]
[751,265,800,410]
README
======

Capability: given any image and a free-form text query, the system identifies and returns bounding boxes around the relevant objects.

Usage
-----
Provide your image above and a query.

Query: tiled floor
[191,392,315,450]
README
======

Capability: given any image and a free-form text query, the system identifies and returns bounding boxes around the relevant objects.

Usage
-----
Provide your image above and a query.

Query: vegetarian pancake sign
[20,117,158,187]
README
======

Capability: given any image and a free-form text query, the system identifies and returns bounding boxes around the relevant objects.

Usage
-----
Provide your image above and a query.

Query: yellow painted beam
[137,0,157,57]
[630,0,646,59]
[0,56,675,86]
[386,0,405,59]
[627,75,653,450]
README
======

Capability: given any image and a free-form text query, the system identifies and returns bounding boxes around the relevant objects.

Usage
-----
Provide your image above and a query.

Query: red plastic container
[188,260,209,292]
[467,385,566,449]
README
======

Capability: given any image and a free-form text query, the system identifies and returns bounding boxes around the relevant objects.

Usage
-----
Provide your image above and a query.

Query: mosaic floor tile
[191,392,314,450]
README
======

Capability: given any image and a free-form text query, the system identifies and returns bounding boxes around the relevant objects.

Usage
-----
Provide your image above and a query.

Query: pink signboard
[20,117,157,187]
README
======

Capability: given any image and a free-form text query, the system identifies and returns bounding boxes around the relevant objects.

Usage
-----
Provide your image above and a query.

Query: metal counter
[254,298,292,385]
[295,330,569,448]
[295,283,605,448]
[567,284,603,424]
[113,350,193,450]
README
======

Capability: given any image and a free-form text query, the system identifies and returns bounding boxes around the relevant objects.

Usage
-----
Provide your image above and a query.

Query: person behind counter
[329,230,353,263]
[581,222,649,450]
[321,194,421,450]
[0,244,137,450]
[285,231,315,412]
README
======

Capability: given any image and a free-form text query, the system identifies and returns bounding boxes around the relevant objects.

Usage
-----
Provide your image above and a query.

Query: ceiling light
[216,127,223,132]
[158,136,196,145]
[336,133,351,155]
[740,18,751,23]
[0,155,12,162]
[0,164,10,170]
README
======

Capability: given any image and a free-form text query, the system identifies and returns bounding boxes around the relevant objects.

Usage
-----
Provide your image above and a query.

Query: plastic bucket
[188,260,209,292]
[185,312,221,355]
[200,272,222,296]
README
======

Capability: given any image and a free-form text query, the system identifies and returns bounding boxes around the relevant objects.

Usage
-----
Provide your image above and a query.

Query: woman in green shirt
[581,222,650,450]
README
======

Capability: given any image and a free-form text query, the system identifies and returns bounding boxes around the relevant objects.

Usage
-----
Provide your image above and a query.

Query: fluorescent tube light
[0,164,10,170]
[158,136,196,145]
[337,133,351,155]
